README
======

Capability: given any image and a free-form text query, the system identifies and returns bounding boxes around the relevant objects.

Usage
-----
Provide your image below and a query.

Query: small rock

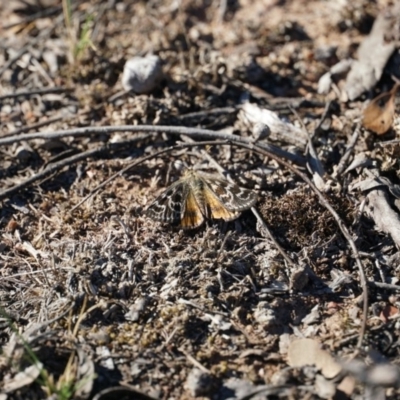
[125,297,147,322]
[185,368,213,397]
[122,55,163,94]
[289,266,309,291]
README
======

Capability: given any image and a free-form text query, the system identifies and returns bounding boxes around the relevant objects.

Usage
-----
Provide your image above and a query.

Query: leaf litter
[1,0,400,399]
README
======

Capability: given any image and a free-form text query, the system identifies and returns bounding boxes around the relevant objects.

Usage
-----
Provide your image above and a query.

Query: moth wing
[181,189,204,229]
[202,186,240,221]
[201,174,258,211]
[146,180,187,223]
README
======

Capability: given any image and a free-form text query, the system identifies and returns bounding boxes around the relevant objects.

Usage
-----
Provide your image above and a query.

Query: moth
[146,169,258,229]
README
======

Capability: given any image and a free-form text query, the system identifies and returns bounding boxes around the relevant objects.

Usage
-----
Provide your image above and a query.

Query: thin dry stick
[0,125,306,165]
[0,135,151,201]
[1,115,65,137]
[312,100,333,137]
[179,135,226,173]
[176,106,237,121]
[0,87,72,101]
[70,140,233,212]
[251,207,296,268]
[178,347,211,374]
[375,139,400,147]
[305,102,333,180]
[334,121,361,176]
[290,105,326,180]
[369,281,400,291]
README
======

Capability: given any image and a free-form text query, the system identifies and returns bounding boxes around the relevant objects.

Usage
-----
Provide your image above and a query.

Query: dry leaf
[379,304,399,323]
[362,83,400,135]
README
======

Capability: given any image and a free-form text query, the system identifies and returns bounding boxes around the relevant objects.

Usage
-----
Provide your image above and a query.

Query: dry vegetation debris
[1,0,400,399]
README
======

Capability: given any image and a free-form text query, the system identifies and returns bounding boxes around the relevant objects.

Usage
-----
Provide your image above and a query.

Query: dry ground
[1,0,400,399]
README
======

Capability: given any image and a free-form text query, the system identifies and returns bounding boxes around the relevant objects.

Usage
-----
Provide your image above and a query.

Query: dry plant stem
[376,139,400,147]
[0,87,72,101]
[290,105,325,179]
[178,298,229,317]
[216,231,231,264]
[334,121,361,176]
[0,125,306,165]
[370,281,400,291]
[178,346,211,374]
[312,101,333,137]
[251,207,296,268]
[243,142,368,349]
[176,106,237,121]
[0,135,151,201]
[2,115,64,137]
[1,267,73,281]
[72,296,90,338]
[306,102,331,178]
[70,140,233,212]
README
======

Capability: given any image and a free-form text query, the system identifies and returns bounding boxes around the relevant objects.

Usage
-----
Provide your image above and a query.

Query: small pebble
[122,55,162,94]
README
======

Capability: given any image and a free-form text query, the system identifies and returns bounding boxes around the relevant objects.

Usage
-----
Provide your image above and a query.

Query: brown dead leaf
[362,82,400,135]
[379,304,399,323]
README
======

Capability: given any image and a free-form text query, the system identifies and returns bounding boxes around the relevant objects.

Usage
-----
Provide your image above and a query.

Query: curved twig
[0,87,72,101]
[251,207,296,268]
[0,125,305,165]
